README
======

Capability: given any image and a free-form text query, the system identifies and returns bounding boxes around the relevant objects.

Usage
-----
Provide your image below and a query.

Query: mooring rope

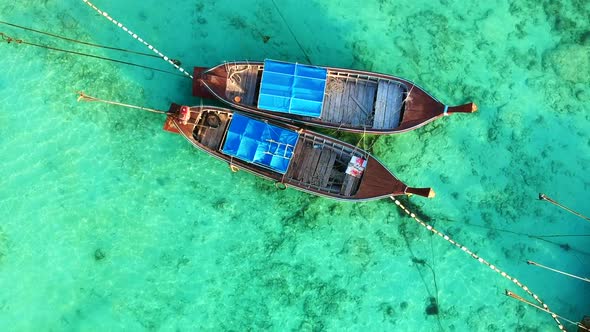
[0,20,180,64]
[399,223,445,330]
[505,290,588,331]
[390,197,566,331]
[269,0,312,64]
[0,32,186,78]
[539,193,590,223]
[77,91,169,115]
[81,0,193,79]
[527,260,590,283]
[454,220,590,256]
[456,220,590,239]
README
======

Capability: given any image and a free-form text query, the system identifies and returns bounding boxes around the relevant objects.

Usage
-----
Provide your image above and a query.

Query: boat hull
[193,61,476,134]
[164,104,433,201]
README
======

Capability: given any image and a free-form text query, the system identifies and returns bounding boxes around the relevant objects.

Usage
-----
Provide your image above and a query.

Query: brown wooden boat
[192,60,476,134]
[163,104,434,201]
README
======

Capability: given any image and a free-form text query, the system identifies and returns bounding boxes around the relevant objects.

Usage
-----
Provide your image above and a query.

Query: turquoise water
[1,0,589,331]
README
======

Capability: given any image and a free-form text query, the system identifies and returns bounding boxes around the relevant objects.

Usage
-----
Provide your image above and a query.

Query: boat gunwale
[169,105,414,201]
[197,61,452,134]
[202,60,444,104]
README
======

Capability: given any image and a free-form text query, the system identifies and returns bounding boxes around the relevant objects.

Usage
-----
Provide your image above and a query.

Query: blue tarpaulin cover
[221,113,299,174]
[257,59,327,117]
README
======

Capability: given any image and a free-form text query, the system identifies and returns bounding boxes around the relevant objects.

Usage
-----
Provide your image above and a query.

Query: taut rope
[539,193,590,223]
[77,92,169,115]
[0,20,180,64]
[505,290,588,331]
[390,197,566,331]
[527,260,590,283]
[0,32,186,78]
[269,0,312,64]
[81,0,193,79]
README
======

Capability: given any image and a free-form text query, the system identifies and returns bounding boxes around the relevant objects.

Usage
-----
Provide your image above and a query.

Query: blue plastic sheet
[221,113,299,174]
[257,59,327,117]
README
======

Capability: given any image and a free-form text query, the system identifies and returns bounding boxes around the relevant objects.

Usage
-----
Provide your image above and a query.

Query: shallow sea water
[0,0,589,331]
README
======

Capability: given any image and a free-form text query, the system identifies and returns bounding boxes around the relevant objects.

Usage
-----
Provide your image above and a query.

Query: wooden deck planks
[353,81,376,127]
[322,77,377,127]
[225,66,258,105]
[385,83,403,128]
[365,84,377,127]
[293,142,316,181]
[351,82,366,126]
[374,80,405,129]
[286,137,340,189]
[321,79,333,122]
[286,138,307,178]
[322,84,332,119]
[284,134,368,196]
[340,174,360,196]
[345,80,360,127]
[312,150,337,187]
[294,142,315,180]
[331,79,344,124]
[198,113,230,149]
[374,80,390,129]
[322,151,338,187]
[301,148,323,184]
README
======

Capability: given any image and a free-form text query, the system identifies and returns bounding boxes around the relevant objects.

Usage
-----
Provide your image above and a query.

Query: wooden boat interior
[178,106,369,198]
[285,132,366,197]
[223,63,407,131]
[190,109,231,150]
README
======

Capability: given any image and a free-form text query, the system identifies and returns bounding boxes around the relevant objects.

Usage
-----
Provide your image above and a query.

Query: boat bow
[193,66,226,99]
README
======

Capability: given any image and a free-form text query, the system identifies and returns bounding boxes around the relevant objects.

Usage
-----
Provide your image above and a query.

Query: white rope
[76,91,169,115]
[527,260,590,283]
[506,290,588,331]
[390,197,566,331]
[81,0,193,79]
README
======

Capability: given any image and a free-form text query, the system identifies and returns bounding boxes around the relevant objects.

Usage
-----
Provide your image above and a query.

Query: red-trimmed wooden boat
[163,104,434,201]
[192,60,476,134]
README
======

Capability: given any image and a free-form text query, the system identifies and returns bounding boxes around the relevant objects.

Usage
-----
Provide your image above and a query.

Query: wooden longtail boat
[163,104,434,201]
[193,60,477,134]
